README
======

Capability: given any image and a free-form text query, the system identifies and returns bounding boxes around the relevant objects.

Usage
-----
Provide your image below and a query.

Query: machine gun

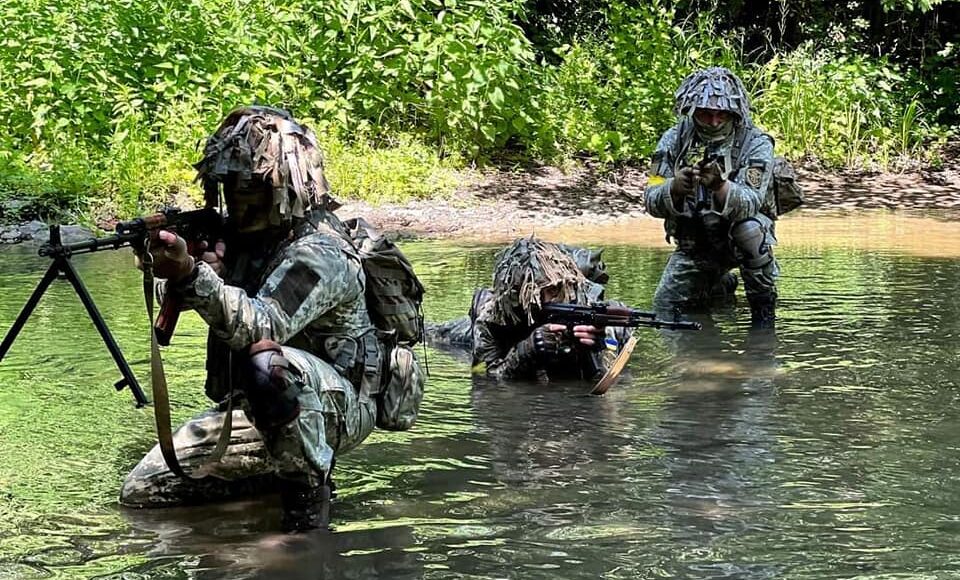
[539,302,702,331]
[0,207,223,407]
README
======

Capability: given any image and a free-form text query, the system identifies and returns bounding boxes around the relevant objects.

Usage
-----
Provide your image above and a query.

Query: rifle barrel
[39,233,139,257]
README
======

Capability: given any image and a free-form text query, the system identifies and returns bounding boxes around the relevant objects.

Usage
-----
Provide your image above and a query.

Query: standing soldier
[121,106,425,533]
[644,67,780,328]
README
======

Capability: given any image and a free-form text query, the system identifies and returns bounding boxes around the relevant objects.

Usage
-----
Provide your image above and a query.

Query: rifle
[539,302,702,332]
[694,153,722,211]
[0,207,223,407]
[115,207,223,346]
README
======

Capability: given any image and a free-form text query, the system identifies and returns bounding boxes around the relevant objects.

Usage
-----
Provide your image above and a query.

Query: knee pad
[731,218,773,269]
[243,340,301,430]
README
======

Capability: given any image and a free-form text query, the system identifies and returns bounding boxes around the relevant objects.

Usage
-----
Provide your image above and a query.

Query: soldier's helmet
[193,106,336,226]
[674,66,752,125]
[491,237,589,326]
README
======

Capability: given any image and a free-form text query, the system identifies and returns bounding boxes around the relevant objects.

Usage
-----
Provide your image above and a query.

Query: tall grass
[747,45,939,169]
[534,0,739,161]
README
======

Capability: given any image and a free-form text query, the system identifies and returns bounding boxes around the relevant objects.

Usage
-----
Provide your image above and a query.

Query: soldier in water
[429,237,630,383]
[644,67,780,328]
[122,106,425,532]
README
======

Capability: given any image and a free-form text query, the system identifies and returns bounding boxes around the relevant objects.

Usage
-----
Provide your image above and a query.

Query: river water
[0,213,958,579]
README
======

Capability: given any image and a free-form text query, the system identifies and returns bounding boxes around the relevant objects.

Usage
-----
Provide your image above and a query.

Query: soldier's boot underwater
[328,458,338,499]
[709,272,739,301]
[748,294,776,329]
[280,479,332,533]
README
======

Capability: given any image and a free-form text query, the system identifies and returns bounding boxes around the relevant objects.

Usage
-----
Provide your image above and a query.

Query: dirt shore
[339,162,960,243]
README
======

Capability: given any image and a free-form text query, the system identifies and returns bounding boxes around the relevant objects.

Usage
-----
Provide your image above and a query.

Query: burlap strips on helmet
[491,237,587,326]
[193,106,333,224]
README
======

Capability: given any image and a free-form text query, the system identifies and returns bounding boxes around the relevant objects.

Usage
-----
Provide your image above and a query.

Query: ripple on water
[2,222,960,578]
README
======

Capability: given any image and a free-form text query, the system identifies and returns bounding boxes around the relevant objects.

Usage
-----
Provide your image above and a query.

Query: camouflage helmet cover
[193,106,337,224]
[490,237,589,326]
[674,67,752,124]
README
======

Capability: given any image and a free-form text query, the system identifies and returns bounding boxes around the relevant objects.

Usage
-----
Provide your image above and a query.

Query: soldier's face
[693,108,732,127]
[541,286,562,304]
[693,108,735,142]
[225,182,275,233]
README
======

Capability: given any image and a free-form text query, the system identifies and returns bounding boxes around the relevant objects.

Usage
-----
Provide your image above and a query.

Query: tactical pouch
[376,345,425,431]
[343,217,425,346]
[772,156,804,216]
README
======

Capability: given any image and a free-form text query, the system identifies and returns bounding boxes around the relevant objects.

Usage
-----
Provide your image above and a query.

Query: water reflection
[117,501,424,579]
[2,216,960,578]
[651,319,783,577]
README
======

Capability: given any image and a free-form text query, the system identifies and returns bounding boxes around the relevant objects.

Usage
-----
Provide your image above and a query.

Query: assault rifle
[539,302,702,331]
[0,207,223,407]
[694,153,723,211]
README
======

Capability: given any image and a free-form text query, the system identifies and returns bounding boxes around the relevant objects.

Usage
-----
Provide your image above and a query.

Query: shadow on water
[1,213,960,578]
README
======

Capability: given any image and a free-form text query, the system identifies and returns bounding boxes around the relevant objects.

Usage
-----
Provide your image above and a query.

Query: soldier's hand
[518,324,574,360]
[696,159,724,191]
[198,238,226,278]
[670,167,696,202]
[571,324,605,349]
[148,230,196,282]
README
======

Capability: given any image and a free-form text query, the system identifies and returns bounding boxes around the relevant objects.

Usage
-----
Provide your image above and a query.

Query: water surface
[0,212,958,579]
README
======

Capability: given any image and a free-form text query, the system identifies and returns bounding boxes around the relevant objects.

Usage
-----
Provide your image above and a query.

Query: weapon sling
[142,252,232,479]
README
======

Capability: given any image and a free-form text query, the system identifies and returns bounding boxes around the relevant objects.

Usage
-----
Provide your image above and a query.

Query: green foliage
[319,129,462,204]
[748,44,939,169]
[880,0,944,10]
[0,0,538,154]
[0,0,955,218]
[533,1,737,161]
[0,0,535,216]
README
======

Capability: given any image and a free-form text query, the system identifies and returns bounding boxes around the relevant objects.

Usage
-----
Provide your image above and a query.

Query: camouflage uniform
[121,108,425,531]
[644,67,780,325]
[461,238,629,382]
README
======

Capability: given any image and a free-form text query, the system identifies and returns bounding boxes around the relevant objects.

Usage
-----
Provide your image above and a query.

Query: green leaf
[479,123,495,142]
[489,86,504,109]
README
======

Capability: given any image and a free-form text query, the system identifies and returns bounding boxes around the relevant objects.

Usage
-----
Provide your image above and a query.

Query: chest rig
[203,210,386,404]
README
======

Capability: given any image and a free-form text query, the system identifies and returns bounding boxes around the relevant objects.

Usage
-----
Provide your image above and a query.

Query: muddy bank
[339,162,960,244]
[3,160,958,250]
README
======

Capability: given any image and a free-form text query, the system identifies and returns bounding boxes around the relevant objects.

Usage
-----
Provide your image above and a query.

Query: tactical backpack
[343,217,425,346]
[771,155,804,216]
[729,127,804,219]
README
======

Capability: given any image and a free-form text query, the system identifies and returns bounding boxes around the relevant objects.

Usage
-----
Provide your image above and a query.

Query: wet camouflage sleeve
[714,132,775,222]
[644,126,686,219]
[471,300,634,381]
[174,234,365,350]
[471,318,539,380]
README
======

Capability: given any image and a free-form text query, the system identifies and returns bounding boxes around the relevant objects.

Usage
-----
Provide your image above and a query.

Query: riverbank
[3,158,959,247]
[339,160,960,243]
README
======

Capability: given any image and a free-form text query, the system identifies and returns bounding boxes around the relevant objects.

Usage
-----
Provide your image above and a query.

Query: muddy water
[1,212,959,579]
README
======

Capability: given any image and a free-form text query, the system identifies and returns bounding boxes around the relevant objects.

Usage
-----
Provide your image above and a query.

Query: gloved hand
[147,230,196,282]
[516,324,574,362]
[696,158,724,191]
[670,166,696,202]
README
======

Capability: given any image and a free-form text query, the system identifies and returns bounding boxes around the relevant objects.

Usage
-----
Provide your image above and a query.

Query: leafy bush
[747,44,940,169]
[0,0,535,215]
[533,1,738,161]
